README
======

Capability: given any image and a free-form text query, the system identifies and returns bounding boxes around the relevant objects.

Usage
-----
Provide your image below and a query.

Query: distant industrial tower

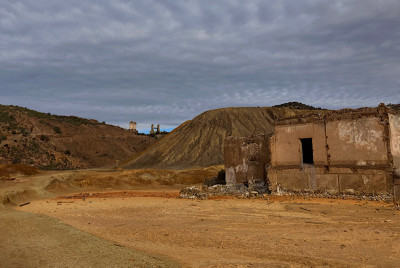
[129,121,138,134]
[150,124,160,135]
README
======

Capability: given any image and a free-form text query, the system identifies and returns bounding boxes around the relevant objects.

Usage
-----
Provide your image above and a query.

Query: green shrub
[12,153,23,164]
[0,111,15,124]
[30,141,40,152]
[40,135,50,142]
[53,126,62,134]
[18,126,29,136]
[41,162,62,170]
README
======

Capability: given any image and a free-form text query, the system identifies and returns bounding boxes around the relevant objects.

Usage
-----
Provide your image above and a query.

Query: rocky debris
[180,183,394,202]
[273,187,394,202]
[180,184,269,199]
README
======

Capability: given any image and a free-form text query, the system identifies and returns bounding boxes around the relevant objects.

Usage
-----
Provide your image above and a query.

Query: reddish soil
[19,189,400,267]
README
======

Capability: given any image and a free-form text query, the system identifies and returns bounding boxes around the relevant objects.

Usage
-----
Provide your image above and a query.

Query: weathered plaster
[337,120,382,153]
[389,114,400,176]
[224,135,269,188]
[272,122,327,167]
[327,117,388,166]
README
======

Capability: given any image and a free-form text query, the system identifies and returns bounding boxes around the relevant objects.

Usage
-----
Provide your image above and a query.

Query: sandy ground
[0,170,186,267]
[2,169,400,267]
[18,190,400,267]
[0,208,177,267]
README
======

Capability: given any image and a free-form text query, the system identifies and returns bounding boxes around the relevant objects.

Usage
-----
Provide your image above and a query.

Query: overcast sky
[1,1,399,131]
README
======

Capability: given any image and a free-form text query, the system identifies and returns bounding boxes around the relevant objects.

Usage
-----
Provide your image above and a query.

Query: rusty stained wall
[224,135,269,187]
[269,115,392,195]
[389,113,400,200]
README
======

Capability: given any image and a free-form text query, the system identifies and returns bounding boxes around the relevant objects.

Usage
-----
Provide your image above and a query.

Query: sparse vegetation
[40,135,50,142]
[41,160,63,170]
[0,104,97,126]
[388,103,400,111]
[30,141,40,152]
[12,152,23,164]
[53,126,62,134]
[273,102,324,110]
[18,126,29,136]
[0,110,15,124]
[0,104,155,170]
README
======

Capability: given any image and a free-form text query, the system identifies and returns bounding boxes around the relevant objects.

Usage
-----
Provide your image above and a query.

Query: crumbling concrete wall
[224,135,269,189]
[271,121,327,166]
[389,113,400,201]
[269,111,392,195]
[326,117,388,166]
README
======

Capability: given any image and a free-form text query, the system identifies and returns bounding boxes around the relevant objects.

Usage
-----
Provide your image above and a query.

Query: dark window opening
[301,138,314,164]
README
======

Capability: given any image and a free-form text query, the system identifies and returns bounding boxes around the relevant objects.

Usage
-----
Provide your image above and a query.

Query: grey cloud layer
[1,0,399,130]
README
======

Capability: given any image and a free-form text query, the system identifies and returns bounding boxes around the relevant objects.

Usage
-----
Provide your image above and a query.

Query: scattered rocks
[180,184,394,202]
[272,187,394,202]
[180,184,269,199]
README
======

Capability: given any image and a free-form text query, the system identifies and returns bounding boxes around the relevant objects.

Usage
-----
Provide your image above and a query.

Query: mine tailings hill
[0,105,156,169]
[122,106,323,170]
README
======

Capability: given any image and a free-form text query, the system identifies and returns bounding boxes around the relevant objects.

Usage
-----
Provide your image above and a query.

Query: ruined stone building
[224,104,400,201]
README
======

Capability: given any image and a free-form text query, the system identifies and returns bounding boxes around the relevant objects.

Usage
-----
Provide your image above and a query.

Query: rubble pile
[180,183,394,202]
[179,184,269,199]
[274,186,394,202]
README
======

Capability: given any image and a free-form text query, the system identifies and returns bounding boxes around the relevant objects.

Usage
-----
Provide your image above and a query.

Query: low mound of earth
[0,166,222,207]
[0,105,156,169]
[0,163,39,179]
[122,106,325,169]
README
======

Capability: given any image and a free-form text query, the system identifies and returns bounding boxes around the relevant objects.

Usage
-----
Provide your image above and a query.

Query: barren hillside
[0,105,156,169]
[122,106,324,169]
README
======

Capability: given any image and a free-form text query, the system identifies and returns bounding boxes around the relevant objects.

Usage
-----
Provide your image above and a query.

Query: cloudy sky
[1,1,399,131]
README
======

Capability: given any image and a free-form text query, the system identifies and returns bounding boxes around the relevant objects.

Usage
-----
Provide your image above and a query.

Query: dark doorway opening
[301,138,314,164]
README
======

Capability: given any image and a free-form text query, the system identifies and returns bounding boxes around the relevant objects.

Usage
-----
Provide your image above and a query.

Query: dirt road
[19,191,400,267]
[0,208,177,267]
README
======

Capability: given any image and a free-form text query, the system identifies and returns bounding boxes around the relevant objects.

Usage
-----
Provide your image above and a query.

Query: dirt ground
[1,169,400,267]
[19,190,400,267]
[0,208,178,267]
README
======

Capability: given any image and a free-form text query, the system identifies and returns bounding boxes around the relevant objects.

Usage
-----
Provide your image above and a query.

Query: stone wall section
[389,113,400,201]
[224,135,270,190]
